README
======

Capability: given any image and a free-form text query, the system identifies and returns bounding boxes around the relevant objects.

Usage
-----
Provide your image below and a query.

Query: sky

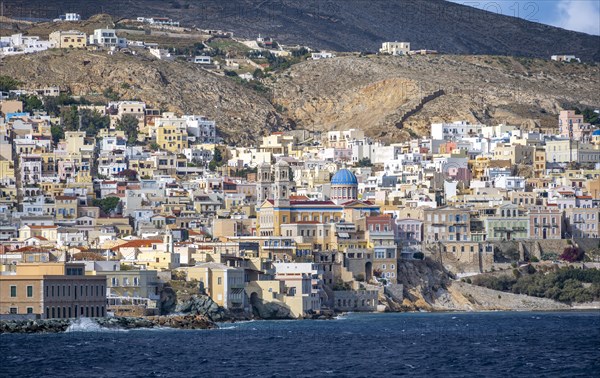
[447,0,600,35]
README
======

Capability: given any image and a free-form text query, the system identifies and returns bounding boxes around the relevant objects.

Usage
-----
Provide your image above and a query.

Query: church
[256,161,379,237]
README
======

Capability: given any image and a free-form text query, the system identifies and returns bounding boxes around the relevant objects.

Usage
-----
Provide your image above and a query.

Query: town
[0,14,598,322]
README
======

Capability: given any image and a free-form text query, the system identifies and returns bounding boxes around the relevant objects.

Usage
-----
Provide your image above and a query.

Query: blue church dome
[592,129,600,136]
[331,169,358,185]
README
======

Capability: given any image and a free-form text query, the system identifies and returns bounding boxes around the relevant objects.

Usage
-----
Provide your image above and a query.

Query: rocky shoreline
[0,314,217,334]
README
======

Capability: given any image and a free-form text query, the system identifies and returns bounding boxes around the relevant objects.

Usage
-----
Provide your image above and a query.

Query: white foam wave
[65,318,127,333]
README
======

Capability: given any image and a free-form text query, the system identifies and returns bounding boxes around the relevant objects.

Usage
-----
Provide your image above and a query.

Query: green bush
[472,267,600,304]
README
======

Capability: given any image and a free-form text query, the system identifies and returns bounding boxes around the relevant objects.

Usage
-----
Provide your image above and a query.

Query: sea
[1,311,599,377]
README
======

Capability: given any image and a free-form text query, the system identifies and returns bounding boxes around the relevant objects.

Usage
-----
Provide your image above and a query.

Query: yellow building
[178,263,245,309]
[129,158,156,178]
[0,263,106,318]
[19,225,58,242]
[156,124,188,152]
[0,158,15,185]
[55,195,78,219]
[49,30,87,48]
[533,147,546,178]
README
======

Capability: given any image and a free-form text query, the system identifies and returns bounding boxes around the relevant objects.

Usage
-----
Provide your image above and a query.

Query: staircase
[395,89,445,129]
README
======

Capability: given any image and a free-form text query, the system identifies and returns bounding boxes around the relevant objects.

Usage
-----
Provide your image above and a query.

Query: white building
[379,41,410,56]
[493,176,526,191]
[431,121,484,141]
[311,51,334,60]
[0,34,55,56]
[551,55,580,63]
[55,13,81,22]
[273,263,322,315]
[184,115,218,144]
[193,56,212,64]
[89,29,127,48]
[149,48,171,60]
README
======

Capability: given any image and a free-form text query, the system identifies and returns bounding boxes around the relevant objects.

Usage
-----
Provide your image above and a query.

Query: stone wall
[333,290,378,312]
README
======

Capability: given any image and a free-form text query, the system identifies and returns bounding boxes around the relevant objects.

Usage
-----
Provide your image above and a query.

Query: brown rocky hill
[270,54,600,142]
[2,50,598,145]
[0,49,287,144]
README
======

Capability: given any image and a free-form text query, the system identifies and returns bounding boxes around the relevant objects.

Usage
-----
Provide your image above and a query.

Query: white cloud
[552,0,600,35]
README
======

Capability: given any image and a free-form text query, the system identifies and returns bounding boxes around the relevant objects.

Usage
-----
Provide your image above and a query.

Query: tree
[117,114,139,144]
[0,75,22,92]
[19,95,43,113]
[80,109,110,137]
[93,197,121,215]
[208,146,225,172]
[60,106,80,131]
[51,123,64,144]
[149,142,160,151]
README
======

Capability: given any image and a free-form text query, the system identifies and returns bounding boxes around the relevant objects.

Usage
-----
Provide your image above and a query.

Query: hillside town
[0,15,599,322]
[0,81,599,319]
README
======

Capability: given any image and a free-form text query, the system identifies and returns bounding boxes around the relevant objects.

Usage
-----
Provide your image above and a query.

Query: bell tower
[272,160,290,205]
[256,162,272,204]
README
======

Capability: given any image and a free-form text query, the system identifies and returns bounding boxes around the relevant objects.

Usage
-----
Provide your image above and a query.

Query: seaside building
[0,263,107,319]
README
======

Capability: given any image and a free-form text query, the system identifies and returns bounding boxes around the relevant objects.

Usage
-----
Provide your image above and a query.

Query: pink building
[559,110,592,142]
[528,205,562,240]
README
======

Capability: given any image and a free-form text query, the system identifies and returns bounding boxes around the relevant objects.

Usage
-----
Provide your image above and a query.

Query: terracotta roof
[289,195,310,201]
[111,239,162,250]
[28,225,57,229]
[576,196,592,199]
[55,195,77,200]
[12,246,53,253]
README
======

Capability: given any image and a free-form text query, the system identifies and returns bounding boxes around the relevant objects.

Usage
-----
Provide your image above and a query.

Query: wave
[65,318,127,333]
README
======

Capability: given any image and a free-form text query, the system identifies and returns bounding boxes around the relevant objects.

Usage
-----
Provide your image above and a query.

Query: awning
[337,232,350,238]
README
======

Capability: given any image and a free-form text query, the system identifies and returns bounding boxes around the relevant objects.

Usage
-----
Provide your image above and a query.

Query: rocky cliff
[272,55,600,143]
[396,258,572,312]
[2,51,597,145]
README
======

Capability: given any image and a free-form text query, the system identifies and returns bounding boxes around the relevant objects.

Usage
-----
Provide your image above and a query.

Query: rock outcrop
[394,258,576,312]
[0,315,217,333]
[272,55,599,144]
[0,318,71,333]
[251,299,293,320]
[174,294,229,322]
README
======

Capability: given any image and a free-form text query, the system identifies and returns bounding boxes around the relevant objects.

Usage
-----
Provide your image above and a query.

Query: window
[9,307,17,314]
[27,285,33,298]
[27,307,33,314]
[217,277,222,285]
[10,285,16,297]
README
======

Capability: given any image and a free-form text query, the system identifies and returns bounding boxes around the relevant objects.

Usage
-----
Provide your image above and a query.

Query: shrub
[560,247,584,263]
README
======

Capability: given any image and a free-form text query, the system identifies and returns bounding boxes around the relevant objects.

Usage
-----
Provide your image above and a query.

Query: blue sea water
[1,311,599,377]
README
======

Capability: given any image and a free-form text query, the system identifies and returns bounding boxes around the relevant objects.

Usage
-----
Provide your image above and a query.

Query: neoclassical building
[330,168,358,204]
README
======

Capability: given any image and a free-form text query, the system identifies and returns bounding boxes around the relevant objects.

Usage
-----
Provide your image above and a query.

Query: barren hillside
[271,55,600,142]
[0,49,288,144]
[2,49,598,144]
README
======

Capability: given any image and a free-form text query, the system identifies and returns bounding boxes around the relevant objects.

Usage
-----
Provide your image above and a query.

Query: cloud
[551,0,600,35]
